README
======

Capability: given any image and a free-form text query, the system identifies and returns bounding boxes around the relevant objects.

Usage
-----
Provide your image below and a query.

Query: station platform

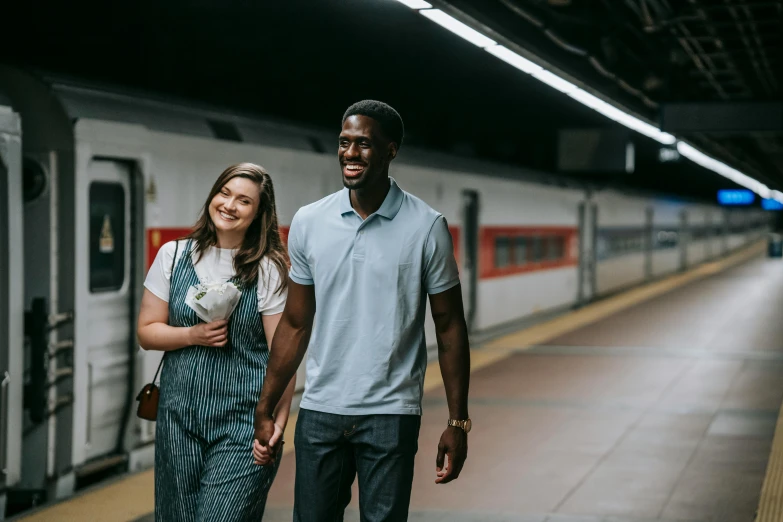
[16,241,783,522]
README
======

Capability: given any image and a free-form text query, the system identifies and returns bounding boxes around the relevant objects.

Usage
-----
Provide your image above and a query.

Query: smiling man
[254,100,471,521]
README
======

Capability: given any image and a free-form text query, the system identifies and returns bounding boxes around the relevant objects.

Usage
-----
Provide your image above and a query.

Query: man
[254,100,471,521]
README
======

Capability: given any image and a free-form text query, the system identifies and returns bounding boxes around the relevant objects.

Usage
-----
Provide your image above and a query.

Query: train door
[679,210,688,271]
[722,209,729,255]
[644,206,653,279]
[577,199,597,305]
[461,190,479,332]
[73,159,138,467]
[0,103,23,515]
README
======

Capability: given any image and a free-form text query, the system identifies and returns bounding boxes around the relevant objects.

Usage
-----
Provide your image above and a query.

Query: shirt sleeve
[287,211,314,286]
[143,240,180,302]
[423,216,460,295]
[257,258,288,315]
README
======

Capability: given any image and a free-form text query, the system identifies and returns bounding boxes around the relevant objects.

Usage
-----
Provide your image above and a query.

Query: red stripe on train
[148,225,576,280]
[479,226,578,280]
[146,226,291,271]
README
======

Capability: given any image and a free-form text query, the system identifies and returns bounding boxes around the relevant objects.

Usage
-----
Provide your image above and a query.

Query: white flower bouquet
[185,281,242,324]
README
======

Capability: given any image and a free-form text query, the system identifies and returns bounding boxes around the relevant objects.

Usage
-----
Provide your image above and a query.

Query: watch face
[464,419,472,433]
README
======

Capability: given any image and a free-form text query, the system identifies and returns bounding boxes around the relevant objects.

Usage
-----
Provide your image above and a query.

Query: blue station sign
[717,189,755,206]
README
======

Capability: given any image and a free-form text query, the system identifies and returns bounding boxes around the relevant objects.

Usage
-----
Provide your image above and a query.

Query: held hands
[435,426,467,484]
[187,320,228,347]
[253,410,283,466]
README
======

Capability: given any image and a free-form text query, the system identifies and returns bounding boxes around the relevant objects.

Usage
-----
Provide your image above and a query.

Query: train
[0,65,771,518]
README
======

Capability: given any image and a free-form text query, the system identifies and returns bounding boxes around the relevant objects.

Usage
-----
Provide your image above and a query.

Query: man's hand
[435,426,467,484]
[253,410,282,466]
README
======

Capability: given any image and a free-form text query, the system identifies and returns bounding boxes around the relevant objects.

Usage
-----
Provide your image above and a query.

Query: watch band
[447,418,472,433]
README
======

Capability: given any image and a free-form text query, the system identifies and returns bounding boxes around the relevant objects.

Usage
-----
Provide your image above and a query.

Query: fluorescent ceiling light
[411,2,777,197]
[392,0,432,8]
[568,89,676,145]
[485,45,673,144]
[485,45,542,73]
[677,142,772,199]
[531,69,578,93]
[419,9,497,48]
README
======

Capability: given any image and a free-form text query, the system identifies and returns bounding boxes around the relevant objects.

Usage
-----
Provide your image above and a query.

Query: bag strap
[151,239,180,384]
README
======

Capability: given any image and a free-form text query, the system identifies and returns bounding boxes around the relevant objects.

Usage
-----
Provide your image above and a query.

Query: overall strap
[152,239,179,383]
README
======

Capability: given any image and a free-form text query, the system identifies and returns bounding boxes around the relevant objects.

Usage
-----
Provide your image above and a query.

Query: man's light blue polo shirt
[288,177,460,416]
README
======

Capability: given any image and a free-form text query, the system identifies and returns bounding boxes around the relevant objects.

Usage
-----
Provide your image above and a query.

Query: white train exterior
[0,66,771,518]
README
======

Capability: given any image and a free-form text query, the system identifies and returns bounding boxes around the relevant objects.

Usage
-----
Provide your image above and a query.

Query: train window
[531,237,543,262]
[89,182,125,292]
[495,237,511,268]
[550,236,565,260]
[655,230,679,249]
[514,237,527,265]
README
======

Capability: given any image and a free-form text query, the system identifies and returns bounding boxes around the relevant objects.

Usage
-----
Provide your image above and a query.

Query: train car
[0,66,772,517]
[685,204,717,265]
[0,90,24,518]
[650,198,687,278]
[593,190,651,295]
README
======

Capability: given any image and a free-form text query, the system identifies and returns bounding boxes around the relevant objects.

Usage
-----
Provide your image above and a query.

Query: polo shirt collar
[339,177,404,220]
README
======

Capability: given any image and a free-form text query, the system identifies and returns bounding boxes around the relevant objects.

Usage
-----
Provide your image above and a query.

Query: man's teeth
[346,165,363,171]
[220,211,237,221]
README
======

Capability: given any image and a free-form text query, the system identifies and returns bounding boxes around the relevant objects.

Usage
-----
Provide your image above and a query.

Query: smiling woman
[135,162,296,521]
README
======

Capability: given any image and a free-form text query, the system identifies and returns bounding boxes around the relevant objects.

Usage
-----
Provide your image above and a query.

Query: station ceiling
[3,0,781,204]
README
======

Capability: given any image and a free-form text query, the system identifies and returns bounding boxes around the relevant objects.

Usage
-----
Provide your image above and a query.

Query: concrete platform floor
[264,257,783,522]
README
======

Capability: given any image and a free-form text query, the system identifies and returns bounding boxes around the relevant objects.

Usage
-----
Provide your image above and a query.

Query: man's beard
[343,173,370,190]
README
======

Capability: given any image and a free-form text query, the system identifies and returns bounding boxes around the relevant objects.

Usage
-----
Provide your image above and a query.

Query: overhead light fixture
[531,69,578,93]
[419,9,497,48]
[402,0,778,198]
[568,90,676,145]
[484,45,542,73]
[391,0,432,8]
[677,142,775,200]
[483,45,675,144]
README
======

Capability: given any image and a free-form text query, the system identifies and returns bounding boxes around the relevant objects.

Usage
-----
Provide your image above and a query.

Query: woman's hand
[187,320,228,347]
[253,421,284,466]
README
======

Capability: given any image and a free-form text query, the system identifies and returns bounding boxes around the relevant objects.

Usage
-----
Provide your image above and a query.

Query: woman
[138,163,294,521]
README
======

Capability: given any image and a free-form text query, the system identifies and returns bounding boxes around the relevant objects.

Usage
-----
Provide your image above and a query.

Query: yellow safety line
[758,349,783,521]
[758,406,783,522]
[20,240,766,522]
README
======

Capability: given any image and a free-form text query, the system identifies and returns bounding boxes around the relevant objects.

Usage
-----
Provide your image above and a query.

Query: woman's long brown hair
[187,163,288,294]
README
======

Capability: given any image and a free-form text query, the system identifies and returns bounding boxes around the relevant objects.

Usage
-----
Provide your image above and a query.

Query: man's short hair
[342,100,404,149]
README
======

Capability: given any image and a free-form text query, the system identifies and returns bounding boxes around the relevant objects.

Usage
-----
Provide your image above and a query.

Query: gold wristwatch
[448,418,472,433]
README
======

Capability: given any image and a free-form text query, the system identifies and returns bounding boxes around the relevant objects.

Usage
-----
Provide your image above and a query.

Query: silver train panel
[0,97,24,510]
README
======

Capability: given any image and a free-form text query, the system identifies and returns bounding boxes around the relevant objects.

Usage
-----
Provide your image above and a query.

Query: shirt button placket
[354,227,366,259]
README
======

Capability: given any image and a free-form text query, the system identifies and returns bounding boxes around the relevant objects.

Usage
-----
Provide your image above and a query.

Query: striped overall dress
[155,240,280,521]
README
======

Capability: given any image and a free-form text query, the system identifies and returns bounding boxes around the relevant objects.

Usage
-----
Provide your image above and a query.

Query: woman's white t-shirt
[144,240,287,315]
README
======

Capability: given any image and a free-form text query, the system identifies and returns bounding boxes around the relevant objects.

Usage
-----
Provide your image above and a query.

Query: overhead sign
[762,199,783,211]
[557,128,634,174]
[717,189,755,206]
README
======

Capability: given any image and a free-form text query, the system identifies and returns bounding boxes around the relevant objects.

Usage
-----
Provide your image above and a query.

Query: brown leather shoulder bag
[135,240,178,421]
